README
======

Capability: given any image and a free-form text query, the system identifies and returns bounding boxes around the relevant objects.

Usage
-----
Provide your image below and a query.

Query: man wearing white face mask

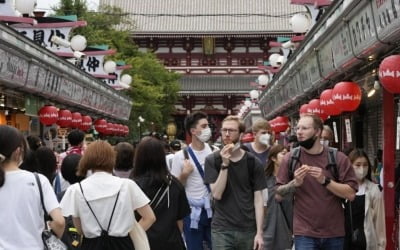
[244,119,273,165]
[171,111,213,250]
[320,125,334,147]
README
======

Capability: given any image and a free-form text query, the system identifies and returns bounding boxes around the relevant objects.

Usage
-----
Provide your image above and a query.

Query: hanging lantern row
[298,81,362,118]
[38,106,129,136]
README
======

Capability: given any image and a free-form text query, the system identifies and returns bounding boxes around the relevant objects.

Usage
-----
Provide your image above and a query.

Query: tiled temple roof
[100,0,305,36]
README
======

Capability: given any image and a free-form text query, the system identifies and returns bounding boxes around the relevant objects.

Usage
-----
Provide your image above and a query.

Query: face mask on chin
[298,136,317,150]
[196,127,212,143]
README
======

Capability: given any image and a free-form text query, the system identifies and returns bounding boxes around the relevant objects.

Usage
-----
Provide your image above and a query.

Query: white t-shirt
[60,172,150,238]
[166,153,175,171]
[0,170,59,250]
[171,144,213,199]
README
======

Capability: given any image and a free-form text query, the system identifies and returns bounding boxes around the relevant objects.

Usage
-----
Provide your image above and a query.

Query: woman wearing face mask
[344,149,386,250]
[262,144,292,250]
[0,125,65,249]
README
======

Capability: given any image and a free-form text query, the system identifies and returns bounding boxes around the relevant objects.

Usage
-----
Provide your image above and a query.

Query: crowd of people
[0,111,387,250]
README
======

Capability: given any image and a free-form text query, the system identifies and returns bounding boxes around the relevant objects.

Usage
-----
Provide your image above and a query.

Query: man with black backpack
[204,115,267,250]
[276,113,358,250]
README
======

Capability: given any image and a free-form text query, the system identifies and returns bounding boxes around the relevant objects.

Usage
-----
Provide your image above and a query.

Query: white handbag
[129,220,150,250]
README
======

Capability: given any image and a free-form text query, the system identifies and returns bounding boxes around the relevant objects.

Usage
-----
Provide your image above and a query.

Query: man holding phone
[204,115,267,250]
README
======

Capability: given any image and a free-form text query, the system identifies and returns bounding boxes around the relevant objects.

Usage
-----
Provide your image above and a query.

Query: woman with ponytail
[0,125,65,249]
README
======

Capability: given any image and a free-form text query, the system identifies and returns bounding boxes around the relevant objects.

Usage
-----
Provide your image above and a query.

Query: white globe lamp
[249,90,259,100]
[269,53,281,67]
[70,35,87,52]
[15,0,37,15]
[277,55,287,66]
[258,74,269,87]
[103,61,117,74]
[120,74,132,85]
[290,13,312,33]
[244,100,252,108]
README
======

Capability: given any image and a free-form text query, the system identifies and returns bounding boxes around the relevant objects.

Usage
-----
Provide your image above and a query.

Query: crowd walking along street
[1,0,400,249]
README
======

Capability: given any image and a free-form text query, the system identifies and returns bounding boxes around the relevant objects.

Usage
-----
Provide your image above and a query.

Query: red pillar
[383,88,396,250]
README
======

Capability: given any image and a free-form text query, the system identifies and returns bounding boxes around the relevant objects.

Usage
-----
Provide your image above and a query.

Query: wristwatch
[221,163,229,170]
[322,176,331,186]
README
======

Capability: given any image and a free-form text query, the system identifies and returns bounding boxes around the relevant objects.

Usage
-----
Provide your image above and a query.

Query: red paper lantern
[117,124,125,136]
[111,123,118,136]
[332,81,361,112]
[70,112,82,128]
[57,109,72,128]
[124,125,129,136]
[269,118,278,133]
[241,132,254,143]
[299,104,309,115]
[379,55,400,93]
[94,119,107,134]
[105,123,114,135]
[320,89,341,116]
[274,116,289,133]
[79,116,92,132]
[38,105,59,126]
[307,99,328,121]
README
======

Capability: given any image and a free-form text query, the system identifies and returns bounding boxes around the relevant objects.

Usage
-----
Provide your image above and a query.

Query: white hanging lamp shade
[290,13,312,33]
[70,35,87,52]
[15,0,37,14]
[269,53,281,67]
[277,55,287,66]
[249,90,259,100]
[103,61,117,73]
[258,74,269,87]
[120,74,132,85]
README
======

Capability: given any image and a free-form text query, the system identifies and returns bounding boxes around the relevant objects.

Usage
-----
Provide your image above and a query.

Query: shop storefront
[0,21,132,149]
[259,0,400,248]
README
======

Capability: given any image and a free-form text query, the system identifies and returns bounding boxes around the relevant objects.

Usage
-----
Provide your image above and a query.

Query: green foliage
[53,0,88,17]
[124,53,181,131]
[52,2,181,138]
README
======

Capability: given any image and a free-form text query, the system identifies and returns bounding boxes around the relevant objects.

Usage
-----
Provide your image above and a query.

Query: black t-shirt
[204,152,267,230]
[135,175,190,250]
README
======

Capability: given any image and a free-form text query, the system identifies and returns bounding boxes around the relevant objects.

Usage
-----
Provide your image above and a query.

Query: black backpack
[288,146,339,181]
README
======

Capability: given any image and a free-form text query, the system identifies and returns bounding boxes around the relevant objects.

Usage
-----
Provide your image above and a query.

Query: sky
[36,0,99,14]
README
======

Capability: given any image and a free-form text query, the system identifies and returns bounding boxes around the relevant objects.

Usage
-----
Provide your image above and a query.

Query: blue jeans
[211,228,256,250]
[183,208,212,250]
[294,236,344,250]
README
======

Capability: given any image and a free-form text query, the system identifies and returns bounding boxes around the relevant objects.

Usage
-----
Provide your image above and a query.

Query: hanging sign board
[372,0,400,42]
[345,118,352,143]
[397,116,400,150]
[333,121,339,143]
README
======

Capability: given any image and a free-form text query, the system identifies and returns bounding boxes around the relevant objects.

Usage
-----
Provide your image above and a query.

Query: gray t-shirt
[204,152,267,230]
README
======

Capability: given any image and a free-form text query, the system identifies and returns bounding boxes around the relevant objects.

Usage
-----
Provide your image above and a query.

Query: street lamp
[138,116,145,140]
[51,34,87,66]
